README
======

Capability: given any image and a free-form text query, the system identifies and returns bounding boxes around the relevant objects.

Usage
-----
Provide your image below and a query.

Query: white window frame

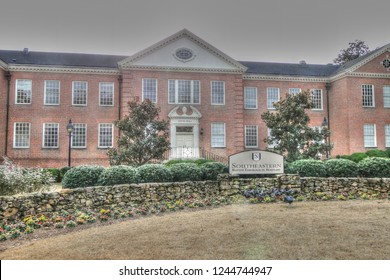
[363,124,376,148]
[71,123,87,148]
[211,123,226,148]
[211,81,225,105]
[99,82,114,106]
[142,78,157,103]
[362,84,375,107]
[267,87,280,109]
[244,87,258,109]
[15,79,32,104]
[42,123,59,148]
[289,88,301,95]
[44,80,60,105]
[98,123,114,148]
[311,89,323,110]
[245,125,258,148]
[168,79,200,104]
[385,124,390,148]
[13,122,31,148]
[72,81,88,106]
[383,86,390,108]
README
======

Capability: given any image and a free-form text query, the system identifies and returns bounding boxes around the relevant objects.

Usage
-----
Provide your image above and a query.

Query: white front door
[176,134,194,158]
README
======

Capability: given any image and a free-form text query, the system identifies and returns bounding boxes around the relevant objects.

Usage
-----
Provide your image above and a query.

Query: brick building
[1,29,389,167]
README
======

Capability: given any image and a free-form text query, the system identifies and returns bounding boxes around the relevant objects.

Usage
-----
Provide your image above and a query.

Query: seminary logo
[252,152,261,161]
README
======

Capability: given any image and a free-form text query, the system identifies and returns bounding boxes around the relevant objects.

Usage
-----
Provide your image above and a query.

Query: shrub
[347,152,368,163]
[200,162,228,180]
[0,157,53,196]
[44,168,61,183]
[60,167,71,180]
[169,163,204,182]
[365,149,388,158]
[289,159,326,177]
[136,164,172,183]
[324,159,358,177]
[98,165,137,186]
[358,157,390,178]
[62,166,105,189]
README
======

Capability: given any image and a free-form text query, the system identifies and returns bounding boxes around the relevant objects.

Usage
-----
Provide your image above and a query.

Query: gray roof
[0,50,127,69]
[0,49,344,76]
[239,61,340,77]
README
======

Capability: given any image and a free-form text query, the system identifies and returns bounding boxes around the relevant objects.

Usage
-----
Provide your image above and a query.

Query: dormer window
[174,48,195,62]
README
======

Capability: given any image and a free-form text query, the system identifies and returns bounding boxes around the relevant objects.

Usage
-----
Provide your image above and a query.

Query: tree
[261,91,332,162]
[333,40,370,65]
[107,99,170,166]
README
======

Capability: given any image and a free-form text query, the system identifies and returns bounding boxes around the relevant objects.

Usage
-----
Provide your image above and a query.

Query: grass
[0,200,389,259]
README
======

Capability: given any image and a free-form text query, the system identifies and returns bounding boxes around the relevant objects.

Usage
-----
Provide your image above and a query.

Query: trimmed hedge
[98,165,137,186]
[62,166,105,189]
[358,157,390,178]
[200,162,228,180]
[324,159,358,177]
[169,163,204,182]
[136,164,172,183]
[289,159,327,177]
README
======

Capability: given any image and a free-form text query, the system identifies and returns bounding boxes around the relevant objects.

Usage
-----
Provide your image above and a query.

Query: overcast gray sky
[1,0,389,64]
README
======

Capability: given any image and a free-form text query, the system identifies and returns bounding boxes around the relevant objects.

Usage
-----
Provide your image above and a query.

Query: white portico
[168,106,202,159]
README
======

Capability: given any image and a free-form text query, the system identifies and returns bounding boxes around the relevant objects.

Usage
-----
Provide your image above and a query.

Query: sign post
[229,150,284,175]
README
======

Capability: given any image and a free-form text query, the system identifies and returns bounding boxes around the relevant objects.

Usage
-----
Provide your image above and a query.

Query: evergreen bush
[98,165,137,186]
[136,164,172,183]
[289,159,326,177]
[200,162,228,180]
[365,149,388,158]
[324,159,358,177]
[62,166,105,189]
[358,157,390,178]
[169,163,204,182]
[164,159,213,166]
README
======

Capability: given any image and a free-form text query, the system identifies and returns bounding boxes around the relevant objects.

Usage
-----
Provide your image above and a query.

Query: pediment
[168,105,202,119]
[336,44,390,75]
[118,29,247,73]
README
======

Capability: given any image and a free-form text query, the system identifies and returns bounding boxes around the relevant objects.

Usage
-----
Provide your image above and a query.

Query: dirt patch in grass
[0,200,389,260]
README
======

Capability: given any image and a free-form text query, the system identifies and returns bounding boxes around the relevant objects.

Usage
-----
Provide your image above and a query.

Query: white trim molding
[7,64,120,75]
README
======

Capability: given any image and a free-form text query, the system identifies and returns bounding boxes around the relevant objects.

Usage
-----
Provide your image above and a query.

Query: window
[99,124,113,148]
[211,81,225,105]
[245,125,258,148]
[72,81,87,105]
[168,80,200,104]
[44,80,60,105]
[289,88,301,95]
[99,82,114,106]
[384,86,390,108]
[142,79,157,103]
[385,125,390,147]
[362,85,374,107]
[311,89,323,110]
[267,88,280,109]
[13,122,30,148]
[211,123,225,147]
[363,124,376,147]
[43,123,59,148]
[72,124,87,148]
[244,87,257,109]
[267,128,277,148]
[16,80,32,104]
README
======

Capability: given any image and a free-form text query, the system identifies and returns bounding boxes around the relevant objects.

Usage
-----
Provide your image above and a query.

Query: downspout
[4,71,12,157]
[117,75,123,137]
[325,82,331,157]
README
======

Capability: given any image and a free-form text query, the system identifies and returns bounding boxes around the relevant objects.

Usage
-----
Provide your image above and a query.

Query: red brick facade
[1,30,389,167]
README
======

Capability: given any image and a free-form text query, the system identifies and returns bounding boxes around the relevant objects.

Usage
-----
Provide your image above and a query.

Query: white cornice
[0,59,7,70]
[243,74,329,82]
[118,29,247,72]
[7,64,120,75]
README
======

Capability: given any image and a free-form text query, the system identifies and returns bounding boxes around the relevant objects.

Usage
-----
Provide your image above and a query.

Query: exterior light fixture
[67,119,74,167]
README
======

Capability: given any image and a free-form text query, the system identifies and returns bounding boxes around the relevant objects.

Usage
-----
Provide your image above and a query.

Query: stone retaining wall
[1,175,390,220]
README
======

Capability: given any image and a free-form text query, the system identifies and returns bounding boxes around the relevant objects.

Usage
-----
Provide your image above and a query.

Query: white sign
[229,150,284,175]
